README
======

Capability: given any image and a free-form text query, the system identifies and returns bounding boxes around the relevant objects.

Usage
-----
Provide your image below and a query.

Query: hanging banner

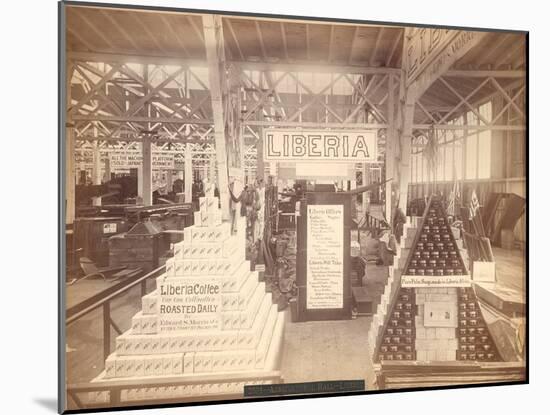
[109,150,175,170]
[264,129,377,163]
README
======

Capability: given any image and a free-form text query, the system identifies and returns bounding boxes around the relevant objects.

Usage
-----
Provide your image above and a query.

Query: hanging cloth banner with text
[263,129,377,163]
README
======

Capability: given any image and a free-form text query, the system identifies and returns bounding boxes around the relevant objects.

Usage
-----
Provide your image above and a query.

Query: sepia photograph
[59,1,527,412]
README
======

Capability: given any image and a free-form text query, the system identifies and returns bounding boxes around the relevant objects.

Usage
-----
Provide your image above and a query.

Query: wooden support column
[65,58,75,225]
[185,144,193,203]
[65,125,76,225]
[104,157,111,182]
[362,163,369,214]
[203,14,231,221]
[137,166,143,203]
[166,169,173,191]
[142,137,153,206]
[385,74,397,221]
[491,95,506,180]
[256,128,265,182]
[396,96,415,214]
[92,139,102,185]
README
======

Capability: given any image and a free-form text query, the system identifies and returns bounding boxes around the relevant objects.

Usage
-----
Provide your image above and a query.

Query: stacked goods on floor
[90,181,285,404]
[370,196,502,368]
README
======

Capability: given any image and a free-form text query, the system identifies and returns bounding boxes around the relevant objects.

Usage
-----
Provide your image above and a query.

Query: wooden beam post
[66,126,76,225]
[166,169,173,192]
[256,128,264,182]
[92,139,102,185]
[104,157,111,182]
[142,136,153,206]
[362,163,369,215]
[386,74,396,222]
[203,14,231,221]
[185,143,193,203]
[396,98,414,214]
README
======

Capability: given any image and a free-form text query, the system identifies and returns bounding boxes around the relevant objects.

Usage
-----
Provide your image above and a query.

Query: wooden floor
[279,312,375,388]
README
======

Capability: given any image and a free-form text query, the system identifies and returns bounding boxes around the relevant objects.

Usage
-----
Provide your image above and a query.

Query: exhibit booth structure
[367,196,524,388]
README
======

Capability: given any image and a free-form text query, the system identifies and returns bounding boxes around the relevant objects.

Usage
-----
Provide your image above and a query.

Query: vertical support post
[92,139,102,185]
[142,137,153,206]
[386,74,396,222]
[256,128,265,182]
[203,14,231,221]
[185,143,193,203]
[66,61,76,226]
[65,126,76,225]
[462,113,468,199]
[396,98,414,214]
[137,166,143,203]
[103,302,111,362]
[166,169,173,192]
[394,28,416,218]
[362,163,369,215]
[104,157,111,182]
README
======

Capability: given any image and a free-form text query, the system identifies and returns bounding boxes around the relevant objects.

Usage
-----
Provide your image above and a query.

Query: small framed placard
[424,302,458,328]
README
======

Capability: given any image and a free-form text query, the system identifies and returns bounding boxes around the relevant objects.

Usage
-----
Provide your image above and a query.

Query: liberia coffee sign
[157,279,222,332]
[263,129,377,162]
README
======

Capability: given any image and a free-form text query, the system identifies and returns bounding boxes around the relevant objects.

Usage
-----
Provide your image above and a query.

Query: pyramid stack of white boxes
[91,182,285,404]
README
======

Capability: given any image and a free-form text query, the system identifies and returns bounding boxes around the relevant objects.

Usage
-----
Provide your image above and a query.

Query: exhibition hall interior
[62,3,526,410]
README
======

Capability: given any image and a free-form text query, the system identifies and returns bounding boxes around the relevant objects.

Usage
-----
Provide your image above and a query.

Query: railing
[66,265,165,362]
[355,212,390,242]
[67,370,283,409]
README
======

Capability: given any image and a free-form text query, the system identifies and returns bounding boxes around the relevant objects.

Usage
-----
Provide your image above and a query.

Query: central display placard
[264,129,377,162]
[306,205,344,309]
[157,279,222,332]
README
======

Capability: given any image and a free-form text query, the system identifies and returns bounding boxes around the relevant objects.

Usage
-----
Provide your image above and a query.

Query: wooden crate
[108,229,161,273]
[74,217,128,266]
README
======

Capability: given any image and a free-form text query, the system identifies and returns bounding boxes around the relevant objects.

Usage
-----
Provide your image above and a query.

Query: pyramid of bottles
[456,287,501,361]
[373,197,502,364]
[404,199,467,277]
[376,287,417,362]
[90,181,284,403]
